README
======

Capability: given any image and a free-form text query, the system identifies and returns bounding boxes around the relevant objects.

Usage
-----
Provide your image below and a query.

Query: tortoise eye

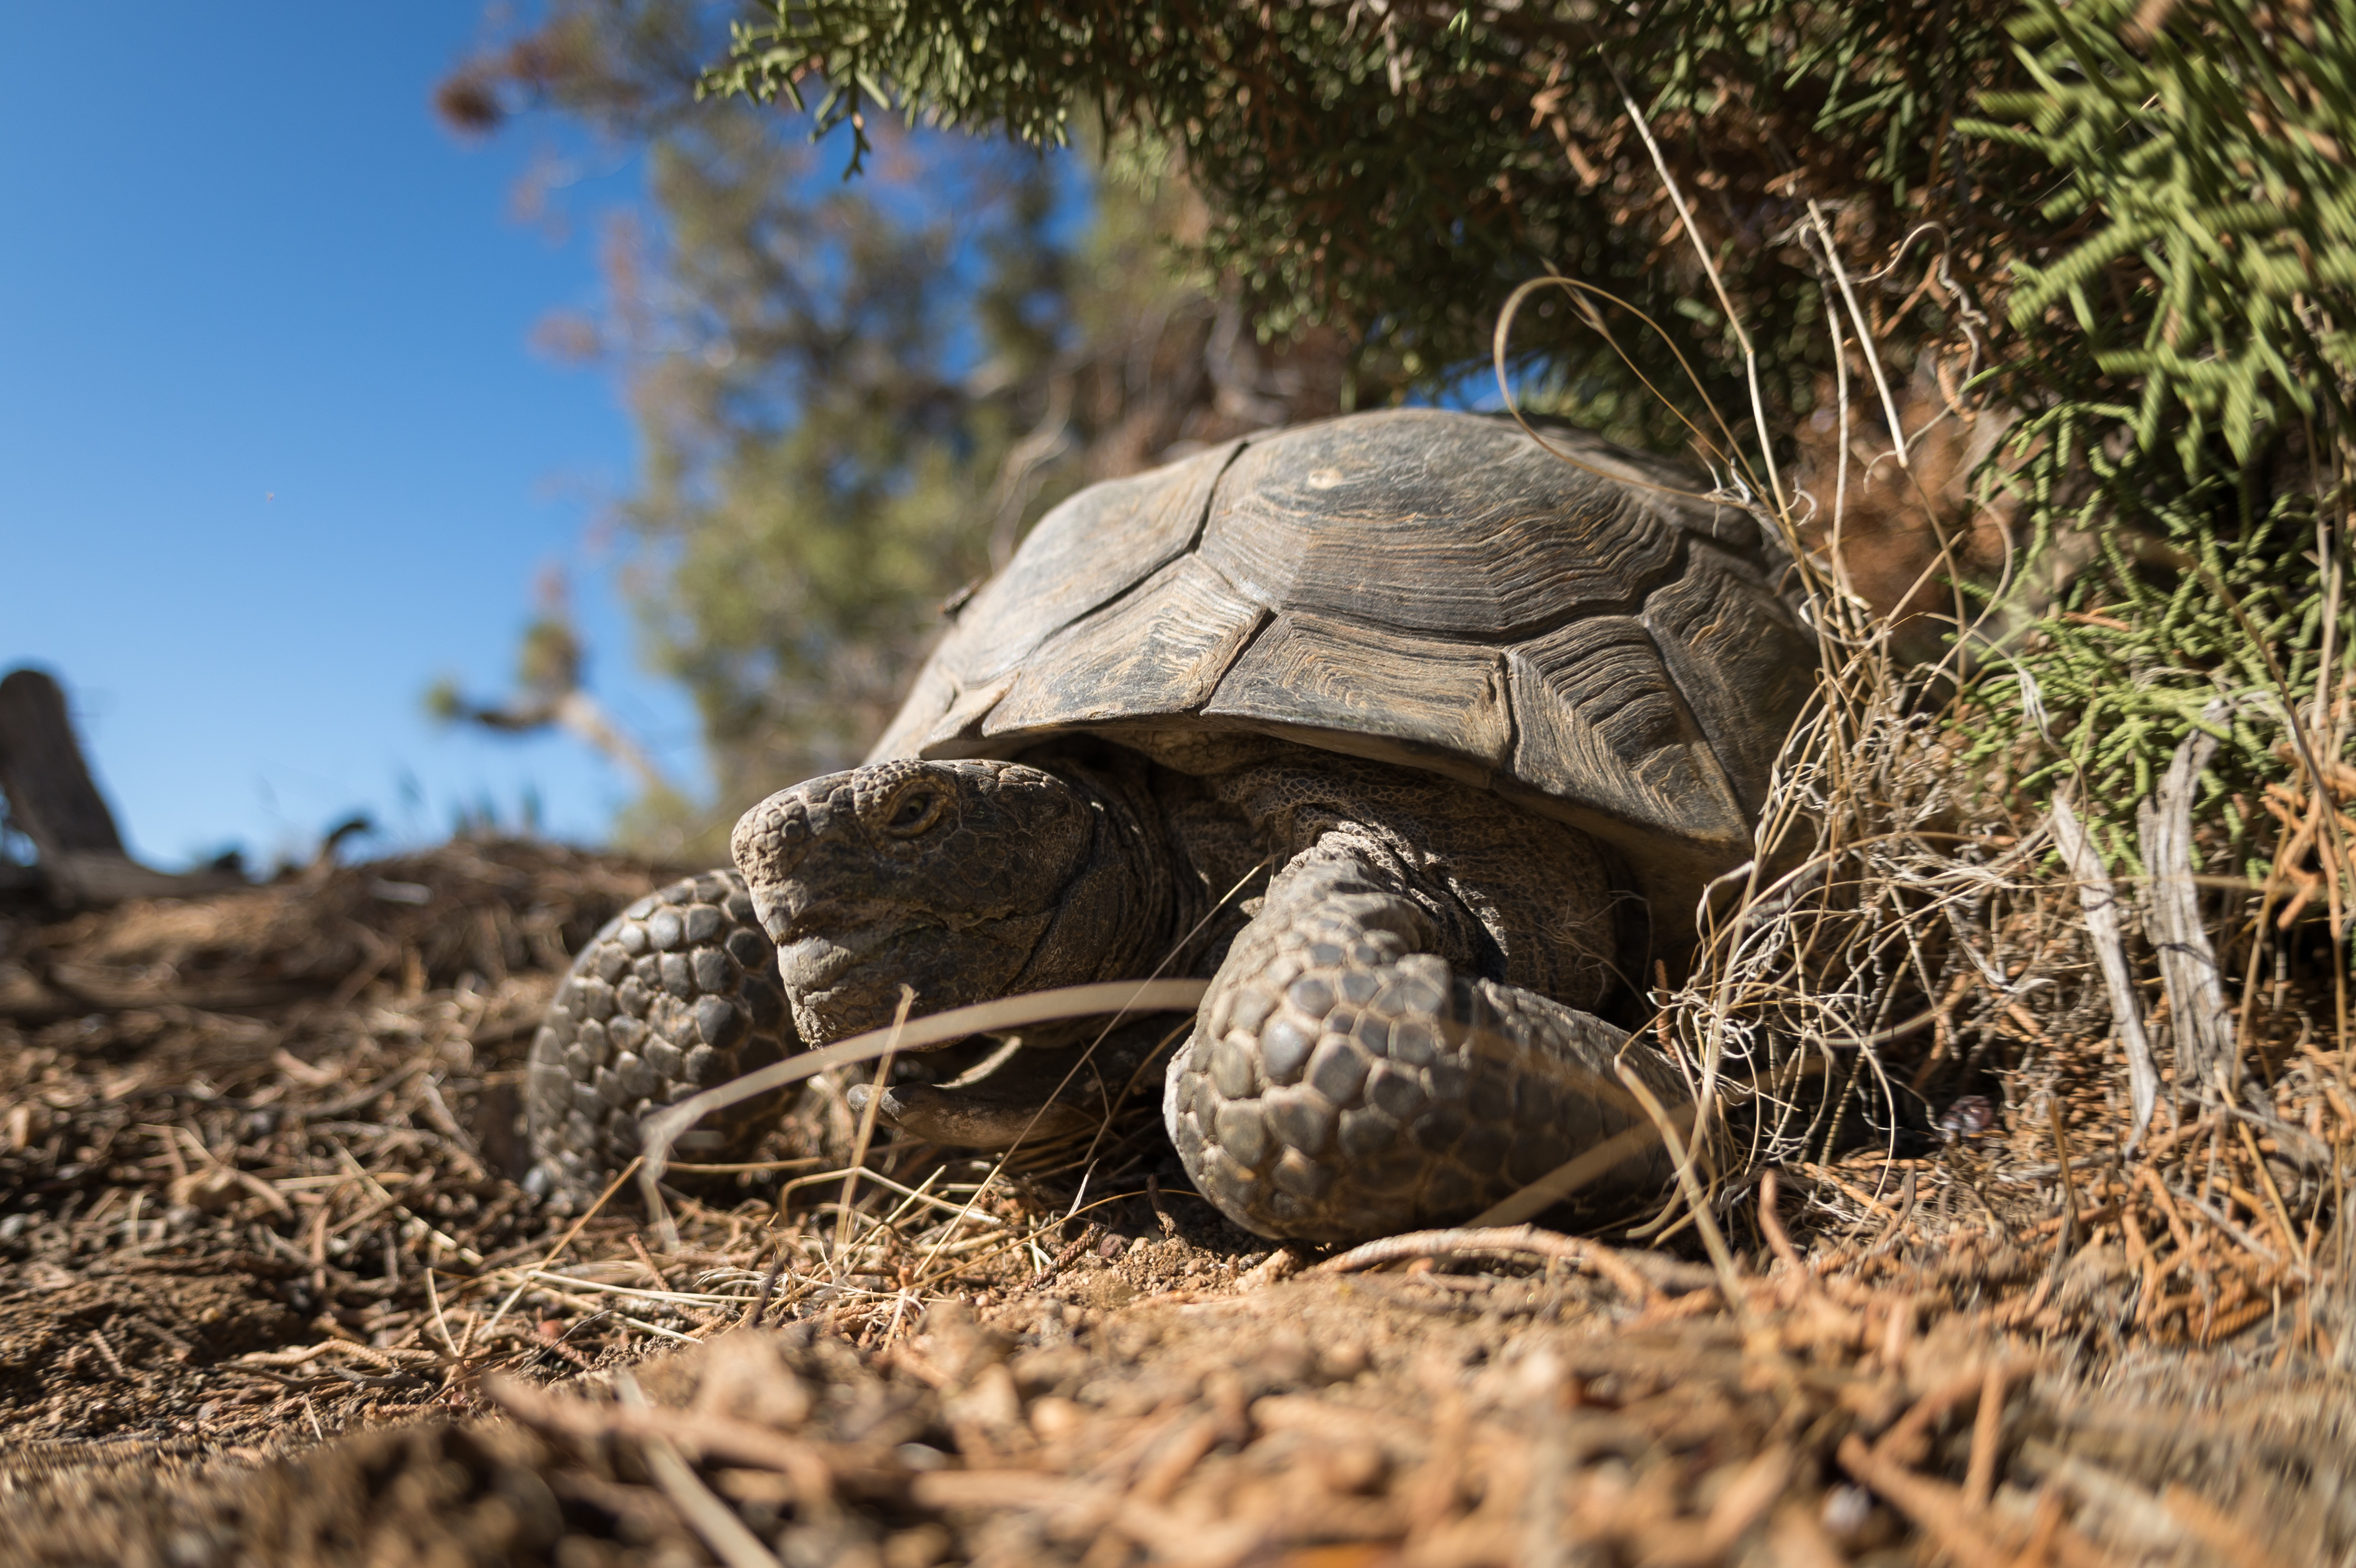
[881,789,945,836]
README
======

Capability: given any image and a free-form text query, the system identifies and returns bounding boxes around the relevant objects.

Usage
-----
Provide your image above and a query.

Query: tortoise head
[729,759,1130,1045]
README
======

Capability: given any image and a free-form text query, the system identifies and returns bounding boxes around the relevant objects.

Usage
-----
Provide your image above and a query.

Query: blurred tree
[438,1,1355,857]
[707,0,2356,876]
[425,567,680,805]
[711,1,2045,459]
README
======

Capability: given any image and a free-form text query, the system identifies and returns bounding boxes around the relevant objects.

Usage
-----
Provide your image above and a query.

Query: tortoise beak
[731,787,825,940]
[774,924,904,996]
[772,920,968,1046]
[735,773,912,946]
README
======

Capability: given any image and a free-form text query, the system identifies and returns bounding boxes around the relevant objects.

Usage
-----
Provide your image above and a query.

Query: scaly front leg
[1165,847,1684,1241]
[526,871,799,1210]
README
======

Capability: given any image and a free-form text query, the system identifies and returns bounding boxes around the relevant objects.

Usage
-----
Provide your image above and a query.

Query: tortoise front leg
[525,870,799,1211]
[1164,850,1684,1241]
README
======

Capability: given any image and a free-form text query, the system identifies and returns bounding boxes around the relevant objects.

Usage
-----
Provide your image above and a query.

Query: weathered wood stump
[0,667,242,907]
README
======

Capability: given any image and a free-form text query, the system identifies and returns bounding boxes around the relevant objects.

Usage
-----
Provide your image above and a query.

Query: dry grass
[6,193,2354,1553]
[1,718,2352,1568]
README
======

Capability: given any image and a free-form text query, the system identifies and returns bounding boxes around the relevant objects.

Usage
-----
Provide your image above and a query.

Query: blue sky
[1,6,701,869]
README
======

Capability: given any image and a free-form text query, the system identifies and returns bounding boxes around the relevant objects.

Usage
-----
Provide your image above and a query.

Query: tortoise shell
[868,409,1814,921]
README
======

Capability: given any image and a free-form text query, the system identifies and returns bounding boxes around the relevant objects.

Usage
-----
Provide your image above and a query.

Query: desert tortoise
[526,408,1814,1241]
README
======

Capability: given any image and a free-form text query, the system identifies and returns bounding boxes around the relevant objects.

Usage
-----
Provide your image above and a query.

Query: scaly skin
[729,743,1685,1242]
[727,752,1210,1048]
[1164,848,1680,1239]
[524,871,795,1211]
[523,741,1691,1238]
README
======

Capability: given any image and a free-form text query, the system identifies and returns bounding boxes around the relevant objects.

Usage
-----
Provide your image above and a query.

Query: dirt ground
[3,840,2352,1567]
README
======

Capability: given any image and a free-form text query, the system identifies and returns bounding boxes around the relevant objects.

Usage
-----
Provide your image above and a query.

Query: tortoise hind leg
[1165,851,1684,1241]
[526,870,799,1210]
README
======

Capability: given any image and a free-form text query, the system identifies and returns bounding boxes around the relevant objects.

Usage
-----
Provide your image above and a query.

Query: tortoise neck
[999,751,1188,1000]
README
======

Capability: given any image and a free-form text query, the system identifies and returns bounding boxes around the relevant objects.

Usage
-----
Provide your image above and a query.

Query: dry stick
[2238,1120,2306,1263]
[2140,706,2236,1105]
[834,988,914,1264]
[2135,1164,2199,1282]
[480,1154,644,1341]
[1754,1168,1821,1299]
[1466,1111,1689,1229]
[611,1370,786,1568]
[1965,1362,2011,1508]
[2050,790,2162,1151]
[1806,201,1911,471]
[1312,1226,1652,1308]
[635,979,1212,1244]
[2176,1187,2293,1276]
[1618,1063,1751,1328]
[424,1267,460,1359]
[740,1236,783,1330]
[2049,1096,2083,1239]
[1606,70,1786,512]
[1822,273,1855,579]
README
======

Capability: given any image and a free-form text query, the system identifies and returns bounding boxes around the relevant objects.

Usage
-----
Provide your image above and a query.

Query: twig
[1965,1362,2011,1508]
[742,1237,785,1330]
[1619,1064,1750,1326]
[835,988,913,1261]
[1607,70,1788,510]
[1312,1226,1652,1308]
[2051,790,2161,1150]
[2139,705,2235,1100]
[2176,1189,2297,1277]
[424,1267,460,1359]
[1806,200,1911,469]
[482,1154,644,1341]
[2050,1096,2083,1238]
[614,1371,786,1568]
[2237,1121,2306,1262]
[626,1231,673,1291]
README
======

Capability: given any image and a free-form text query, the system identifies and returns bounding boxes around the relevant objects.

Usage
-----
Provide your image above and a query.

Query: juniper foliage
[1955,0,2356,876]
[716,0,2356,885]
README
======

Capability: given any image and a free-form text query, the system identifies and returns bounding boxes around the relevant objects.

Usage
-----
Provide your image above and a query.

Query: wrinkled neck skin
[992,745,1270,1043]
[1002,750,1192,1038]
[1205,751,1631,1017]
